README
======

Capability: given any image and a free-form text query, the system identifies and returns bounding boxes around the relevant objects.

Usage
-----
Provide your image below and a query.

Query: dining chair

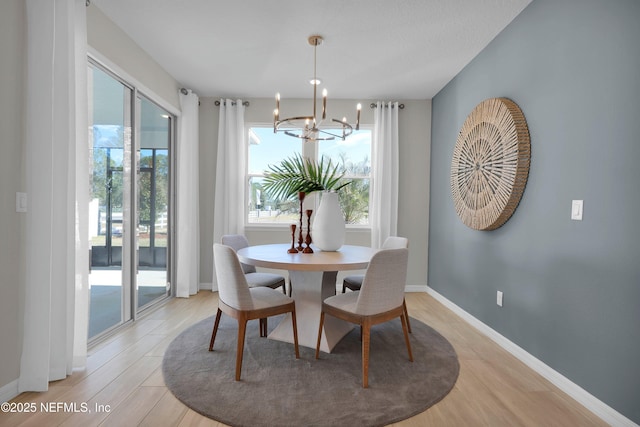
[315,247,413,388]
[210,244,300,381]
[341,236,412,333]
[221,234,288,295]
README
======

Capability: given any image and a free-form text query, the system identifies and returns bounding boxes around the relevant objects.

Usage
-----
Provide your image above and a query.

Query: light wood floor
[3,291,606,427]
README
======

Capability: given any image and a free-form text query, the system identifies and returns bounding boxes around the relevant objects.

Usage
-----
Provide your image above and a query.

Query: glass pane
[248,127,301,175]
[247,127,302,224]
[248,176,300,224]
[338,178,370,225]
[319,129,371,225]
[318,129,371,177]
[136,97,170,309]
[88,65,131,338]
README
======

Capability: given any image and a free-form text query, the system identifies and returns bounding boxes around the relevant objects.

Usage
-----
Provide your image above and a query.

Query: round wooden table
[237,244,377,353]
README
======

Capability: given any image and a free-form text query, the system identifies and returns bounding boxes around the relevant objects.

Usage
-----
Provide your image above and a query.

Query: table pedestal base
[268,270,354,353]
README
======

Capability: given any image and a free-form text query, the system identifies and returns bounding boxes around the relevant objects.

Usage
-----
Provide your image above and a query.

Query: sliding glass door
[88,61,173,340]
[136,97,172,310]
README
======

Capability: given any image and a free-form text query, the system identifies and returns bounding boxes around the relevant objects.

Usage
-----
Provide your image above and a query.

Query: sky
[248,126,371,175]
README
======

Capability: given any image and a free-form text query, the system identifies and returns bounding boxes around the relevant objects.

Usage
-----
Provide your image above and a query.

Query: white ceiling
[92,0,532,100]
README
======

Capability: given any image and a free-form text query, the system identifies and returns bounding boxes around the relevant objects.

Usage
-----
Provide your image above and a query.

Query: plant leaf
[262,153,351,201]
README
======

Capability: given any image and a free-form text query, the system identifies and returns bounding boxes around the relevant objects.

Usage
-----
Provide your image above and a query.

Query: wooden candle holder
[303,209,314,253]
[297,192,305,251]
[288,224,298,253]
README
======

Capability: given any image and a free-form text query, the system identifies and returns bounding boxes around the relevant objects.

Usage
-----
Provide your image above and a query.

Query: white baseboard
[405,284,428,293]
[0,379,19,403]
[199,282,213,291]
[426,287,637,427]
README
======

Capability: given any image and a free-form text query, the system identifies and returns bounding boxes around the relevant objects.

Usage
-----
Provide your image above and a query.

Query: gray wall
[0,0,25,393]
[198,98,431,289]
[429,0,640,422]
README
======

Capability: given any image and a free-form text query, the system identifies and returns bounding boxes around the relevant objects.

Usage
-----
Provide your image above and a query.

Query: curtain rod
[214,100,250,107]
[370,103,405,109]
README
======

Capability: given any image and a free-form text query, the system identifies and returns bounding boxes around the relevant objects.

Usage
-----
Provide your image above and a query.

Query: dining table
[236,243,378,353]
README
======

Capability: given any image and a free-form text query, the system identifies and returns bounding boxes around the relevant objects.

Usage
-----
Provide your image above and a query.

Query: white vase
[312,191,345,251]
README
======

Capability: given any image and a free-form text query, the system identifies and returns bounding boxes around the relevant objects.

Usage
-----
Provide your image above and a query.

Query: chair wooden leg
[362,321,371,388]
[235,319,247,381]
[401,313,414,362]
[403,299,412,334]
[341,283,346,293]
[282,283,287,295]
[291,307,300,359]
[209,308,223,351]
[315,311,325,359]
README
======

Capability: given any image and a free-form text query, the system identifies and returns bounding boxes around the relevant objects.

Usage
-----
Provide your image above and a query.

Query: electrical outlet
[16,192,27,213]
[571,200,583,220]
[497,291,504,307]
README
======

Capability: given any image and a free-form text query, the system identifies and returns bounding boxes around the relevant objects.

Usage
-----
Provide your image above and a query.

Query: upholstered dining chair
[210,244,300,381]
[342,236,412,333]
[315,247,413,388]
[222,234,288,295]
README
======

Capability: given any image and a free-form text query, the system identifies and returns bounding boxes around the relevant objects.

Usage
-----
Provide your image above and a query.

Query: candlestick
[303,209,314,253]
[356,103,361,130]
[297,192,305,251]
[288,224,298,253]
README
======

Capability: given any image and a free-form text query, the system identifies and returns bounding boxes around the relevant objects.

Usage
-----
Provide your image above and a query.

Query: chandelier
[273,35,361,141]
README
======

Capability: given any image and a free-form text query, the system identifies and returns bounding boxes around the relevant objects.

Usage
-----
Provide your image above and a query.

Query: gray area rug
[163,314,459,427]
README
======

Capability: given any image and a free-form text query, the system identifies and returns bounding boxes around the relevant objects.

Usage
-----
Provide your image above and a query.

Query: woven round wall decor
[450,98,531,231]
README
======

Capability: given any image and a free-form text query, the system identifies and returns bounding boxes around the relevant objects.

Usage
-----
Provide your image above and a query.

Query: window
[246,126,371,226]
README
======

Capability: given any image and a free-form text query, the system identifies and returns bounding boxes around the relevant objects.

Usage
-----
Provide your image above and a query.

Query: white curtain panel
[176,90,200,297]
[371,101,400,249]
[212,99,246,291]
[20,0,89,392]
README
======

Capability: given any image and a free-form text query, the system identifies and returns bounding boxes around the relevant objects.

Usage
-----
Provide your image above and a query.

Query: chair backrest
[382,236,409,249]
[221,234,257,274]
[213,244,254,310]
[355,248,408,315]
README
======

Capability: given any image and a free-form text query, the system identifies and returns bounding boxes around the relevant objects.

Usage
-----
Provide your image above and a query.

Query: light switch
[571,200,583,220]
[16,192,27,213]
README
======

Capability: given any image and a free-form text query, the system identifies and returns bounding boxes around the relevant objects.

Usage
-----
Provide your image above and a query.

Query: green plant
[262,153,351,201]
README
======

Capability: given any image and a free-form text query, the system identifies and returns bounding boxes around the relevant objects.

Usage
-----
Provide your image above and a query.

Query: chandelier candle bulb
[322,89,327,119]
[273,93,280,131]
